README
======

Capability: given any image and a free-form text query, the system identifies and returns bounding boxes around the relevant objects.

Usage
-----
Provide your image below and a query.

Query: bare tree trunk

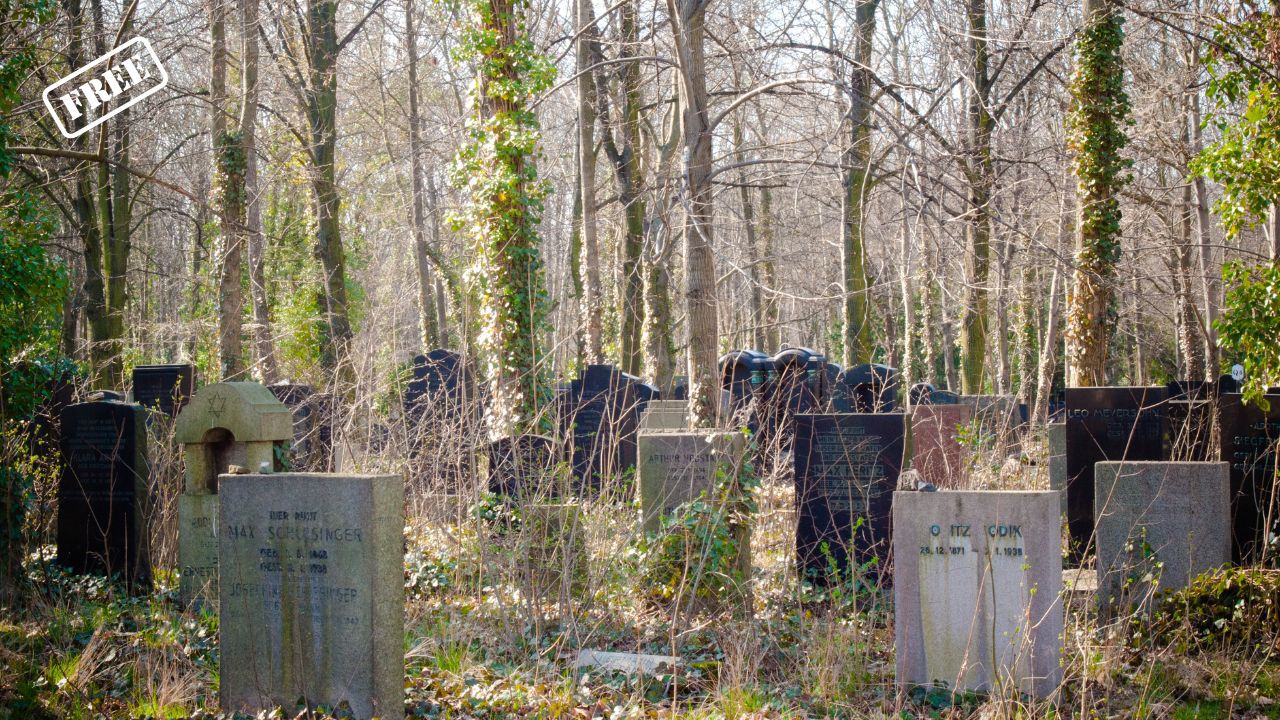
[667,0,719,426]
[733,118,764,350]
[242,0,276,382]
[840,0,878,367]
[960,0,993,394]
[577,0,604,364]
[1032,269,1062,425]
[406,0,440,351]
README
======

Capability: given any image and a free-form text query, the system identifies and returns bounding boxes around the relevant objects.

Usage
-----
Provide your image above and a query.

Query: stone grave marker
[758,347,826,456]
[794,413,905,585]
[1094,461,1230,616]
[833,363,899,413]
[175,382,293,607]
[1218,391,1280,561]
[268,382,315,470]
[910,403,974,488]
[403,351,481,492]
[893,490,1062,698]
[56,400,151,589]
[1065,386,1168,557]
[486,434,563,499]
[559,364,642,493]
[637,431,748,535]
[639,400,688,431]
[218,472,404,720]
[1047,422,1067,515]
[131,363,196,417]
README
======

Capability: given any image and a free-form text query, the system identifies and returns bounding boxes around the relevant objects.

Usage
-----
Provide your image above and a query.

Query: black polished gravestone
[1219,391,1280,562]
[405,349,481,420]
[486,434,563,499]
[833,363,899,413]
[559,364,647,493]
[268,382,314,470]
[131,364,195,416]
[758,348,827,454]
[794,413,906,586]
[1064,386,1168,556]
[56,401,150,589]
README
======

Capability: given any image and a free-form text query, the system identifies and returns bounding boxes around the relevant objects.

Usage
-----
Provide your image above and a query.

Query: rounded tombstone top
[176,381,294,444]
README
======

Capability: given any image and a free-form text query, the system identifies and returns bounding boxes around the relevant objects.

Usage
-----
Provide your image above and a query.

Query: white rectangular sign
[42,37,168,140]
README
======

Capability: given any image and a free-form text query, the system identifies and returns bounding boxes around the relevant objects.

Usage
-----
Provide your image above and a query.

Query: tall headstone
[759,347,826,455]
[794,413,905,585]
[56,401,150,588]
[559,364,643,492]
[910,404,974,488]
[175,382,293,607]
[1065,386,1168,556]
[1047,422,1067,514]
[268,382,315,470]
[404,350,481,492]
[1094,461,1230,616]
[893,490,1062,698]
[718,350,770,427]
[833,363,899,413]
[1219,391,1280,561]
[131,364,196,417]
[219,473,404,720]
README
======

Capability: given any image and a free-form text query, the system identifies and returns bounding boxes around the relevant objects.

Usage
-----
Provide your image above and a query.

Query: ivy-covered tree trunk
[453,0,554,438]
[1065,0,1130,387]
[840,0,878,368]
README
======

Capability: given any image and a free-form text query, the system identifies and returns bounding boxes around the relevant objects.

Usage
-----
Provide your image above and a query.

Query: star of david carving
[208,392,227,420]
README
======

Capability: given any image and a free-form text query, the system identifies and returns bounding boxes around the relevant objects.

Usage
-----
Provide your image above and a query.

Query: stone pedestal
[218,473,404,720]
[1094,461,1230,616]
[893,490,1062,698]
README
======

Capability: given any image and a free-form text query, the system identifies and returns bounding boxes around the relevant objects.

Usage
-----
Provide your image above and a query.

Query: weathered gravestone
[175,382,293,607]
[758,348,826,456]
[487,434,563,499]
[131,364,196,417]
[1047,422,1067,515]
[639,400,689,431]
[1065,386,1168,556]
[219,473,404,720]
[911,404,974,489]
[57,401,151,589]
[833,363,899,413]
[893,490,1062,698]
[1094,461,1230,616]
[559,364,644,493]
[268,382,315,470]
[637,431,748,534]
[1219,391,1280,561]
[404,351,481,492]
[794,413,905,585]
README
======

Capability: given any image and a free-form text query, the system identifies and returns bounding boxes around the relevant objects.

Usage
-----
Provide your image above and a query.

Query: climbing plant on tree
[449,0,555,438]
[1194,6,1280,406]
[1064,0,1132,387]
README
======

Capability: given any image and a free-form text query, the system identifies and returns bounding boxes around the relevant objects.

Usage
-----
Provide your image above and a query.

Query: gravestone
[794,413,906,585]
[56,401,150,589]
[404,351,481,492]
[637,431,748,534]
[486,434,563,499]
[893,490,1062,698]
[833,363,899,413]
[718,350,770,427]
[131,364,196,417]
[559,364,643,493]
[1165,381,1218,462]
[175,382,293,607]
[268,382,315,470]
[1047,422,1067,515]
[219,473,404,720]
[1065,386,1168,556]
[1094,461,1230,616]
[759,347,826,455]
[910,404,974,488]
[1219,391,1280,561]
[639,400,688,431]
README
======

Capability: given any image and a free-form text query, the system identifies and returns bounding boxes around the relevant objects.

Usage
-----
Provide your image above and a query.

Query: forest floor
[3,446,1280,719]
